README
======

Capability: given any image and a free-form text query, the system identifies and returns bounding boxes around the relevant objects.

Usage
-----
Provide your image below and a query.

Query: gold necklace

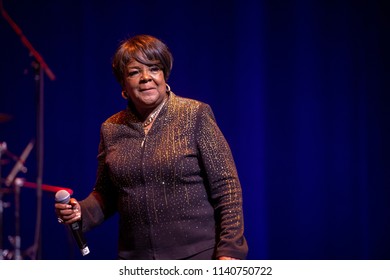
[143,97,167,127]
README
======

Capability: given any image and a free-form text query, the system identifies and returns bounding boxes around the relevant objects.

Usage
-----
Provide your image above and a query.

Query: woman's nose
[140,69,152,82]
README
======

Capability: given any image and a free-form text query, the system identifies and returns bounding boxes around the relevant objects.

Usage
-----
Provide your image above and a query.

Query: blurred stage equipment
[0,141,72,259]
[0,141,33,260]
[1,0,56,260]
[0,141,6,260]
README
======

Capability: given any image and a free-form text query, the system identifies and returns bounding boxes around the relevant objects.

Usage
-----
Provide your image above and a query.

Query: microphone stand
[1,1,56,260]
[3,140,34,260]
[13,178,22,260]
[0,142,28,260]
[0,142,6,260]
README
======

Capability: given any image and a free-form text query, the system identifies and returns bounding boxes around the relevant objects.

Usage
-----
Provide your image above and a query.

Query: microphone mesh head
[55,189,70,203]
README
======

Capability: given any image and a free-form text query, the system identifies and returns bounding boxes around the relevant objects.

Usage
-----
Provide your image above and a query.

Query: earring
[166,84,171,93]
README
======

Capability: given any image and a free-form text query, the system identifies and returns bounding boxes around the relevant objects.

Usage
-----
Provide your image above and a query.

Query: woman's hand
[55,198,82,224]
[218,256,239,260]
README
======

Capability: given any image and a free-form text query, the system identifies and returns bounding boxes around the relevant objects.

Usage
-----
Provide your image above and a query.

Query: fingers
[57,208,81,224]
[218,256,239,260]
[54,202,72,210]
[55,199,82,224]
[69,198,79,208]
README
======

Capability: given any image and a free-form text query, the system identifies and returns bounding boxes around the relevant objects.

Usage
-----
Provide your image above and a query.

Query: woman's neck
[128,94,168,121]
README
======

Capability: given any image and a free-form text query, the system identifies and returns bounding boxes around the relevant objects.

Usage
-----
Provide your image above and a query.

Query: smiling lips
[139,87,155,92]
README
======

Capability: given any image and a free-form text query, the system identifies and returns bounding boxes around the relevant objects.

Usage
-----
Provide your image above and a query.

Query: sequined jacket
[80,92,248,259]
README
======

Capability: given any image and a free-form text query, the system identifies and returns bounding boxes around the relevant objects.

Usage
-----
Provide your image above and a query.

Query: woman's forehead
[126,57,161,67]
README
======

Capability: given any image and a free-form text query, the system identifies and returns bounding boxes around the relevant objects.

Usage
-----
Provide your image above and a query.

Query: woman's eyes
[127,66,161,77]
[149,66,160,73]
[128,70,140,77]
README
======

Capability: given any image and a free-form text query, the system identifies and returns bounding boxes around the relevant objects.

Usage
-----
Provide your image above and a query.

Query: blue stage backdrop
[0,0,389,260]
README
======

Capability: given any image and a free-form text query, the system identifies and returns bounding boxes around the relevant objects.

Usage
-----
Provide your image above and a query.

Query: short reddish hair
[112,35,173,86]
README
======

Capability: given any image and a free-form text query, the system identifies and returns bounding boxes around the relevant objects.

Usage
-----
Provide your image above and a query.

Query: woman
[55,34,248,260]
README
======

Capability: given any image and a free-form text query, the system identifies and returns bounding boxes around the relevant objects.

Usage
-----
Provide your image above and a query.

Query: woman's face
[122,59,167,114]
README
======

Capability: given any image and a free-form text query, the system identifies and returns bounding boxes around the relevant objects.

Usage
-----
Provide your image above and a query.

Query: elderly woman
[55,34,248,260]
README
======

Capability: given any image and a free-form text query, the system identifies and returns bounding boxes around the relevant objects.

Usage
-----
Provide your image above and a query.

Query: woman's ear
[121,90,128,100]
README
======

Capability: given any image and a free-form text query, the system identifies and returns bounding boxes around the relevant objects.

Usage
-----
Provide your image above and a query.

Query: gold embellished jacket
[80,92,248,259]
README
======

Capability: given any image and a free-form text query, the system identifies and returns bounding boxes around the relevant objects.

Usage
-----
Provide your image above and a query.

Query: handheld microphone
[55,190,90,256]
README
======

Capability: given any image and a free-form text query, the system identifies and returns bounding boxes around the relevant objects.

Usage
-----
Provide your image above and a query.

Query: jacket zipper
[141,134,147,147]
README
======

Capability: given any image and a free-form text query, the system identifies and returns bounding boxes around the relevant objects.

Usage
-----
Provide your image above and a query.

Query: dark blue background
[0,0,389,260]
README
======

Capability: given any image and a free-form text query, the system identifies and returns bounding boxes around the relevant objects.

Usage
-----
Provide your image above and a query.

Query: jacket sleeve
[80,125,118,232]
[195,103,248,259]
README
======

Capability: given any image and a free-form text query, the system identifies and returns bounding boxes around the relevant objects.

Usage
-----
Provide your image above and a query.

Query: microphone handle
[70,221,90,256]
